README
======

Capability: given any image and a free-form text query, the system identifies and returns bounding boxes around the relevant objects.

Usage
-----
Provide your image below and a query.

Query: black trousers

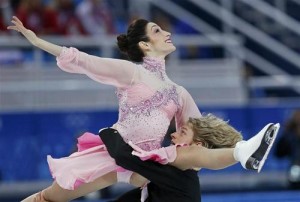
[107,188,141,202]
[99,128,201,202]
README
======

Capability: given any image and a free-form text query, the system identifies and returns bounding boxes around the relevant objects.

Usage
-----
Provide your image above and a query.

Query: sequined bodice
[114,57,181,151]
[117,84,179,122]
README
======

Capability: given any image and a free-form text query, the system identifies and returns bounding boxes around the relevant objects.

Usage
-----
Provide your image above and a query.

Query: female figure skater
[8,16,277,202]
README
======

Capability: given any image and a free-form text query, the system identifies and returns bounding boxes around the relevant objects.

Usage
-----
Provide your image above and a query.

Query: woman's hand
[7,16,38,46]
[7,16,62,56]
[128,141,177,164]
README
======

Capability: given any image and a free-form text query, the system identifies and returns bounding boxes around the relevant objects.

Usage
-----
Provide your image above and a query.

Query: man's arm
[99,128,194,193]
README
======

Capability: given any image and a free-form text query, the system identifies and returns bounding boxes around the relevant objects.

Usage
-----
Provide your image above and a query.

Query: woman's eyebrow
[151,25,158,31]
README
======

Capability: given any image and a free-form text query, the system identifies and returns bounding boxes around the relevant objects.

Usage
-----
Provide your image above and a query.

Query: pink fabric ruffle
[47,132,120,190]
[129,141,178,165]
[130,142,188,165]
[56,47,82,74]
[77,132,104,152]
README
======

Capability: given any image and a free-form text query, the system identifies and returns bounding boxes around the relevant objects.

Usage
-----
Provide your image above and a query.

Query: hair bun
[117,34,129,53]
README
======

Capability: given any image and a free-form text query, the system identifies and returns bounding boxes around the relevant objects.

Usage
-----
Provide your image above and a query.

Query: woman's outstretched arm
[7,16,63,56]
[7,16,137,88]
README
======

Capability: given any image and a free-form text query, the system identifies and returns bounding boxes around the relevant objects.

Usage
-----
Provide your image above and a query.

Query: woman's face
[171,123,194,145]
[144,22,176,57]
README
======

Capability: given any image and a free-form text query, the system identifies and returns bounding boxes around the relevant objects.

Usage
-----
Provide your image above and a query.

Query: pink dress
[47,47,201,190]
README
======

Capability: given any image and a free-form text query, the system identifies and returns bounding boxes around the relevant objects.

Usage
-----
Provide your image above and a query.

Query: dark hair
[117,19,149,62]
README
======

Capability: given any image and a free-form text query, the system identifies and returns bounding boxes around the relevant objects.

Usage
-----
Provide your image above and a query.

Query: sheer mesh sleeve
[175,86,202,130]
[56,47,137,88]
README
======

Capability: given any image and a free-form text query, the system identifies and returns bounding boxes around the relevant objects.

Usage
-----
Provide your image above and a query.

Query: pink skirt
[47,132,120,190]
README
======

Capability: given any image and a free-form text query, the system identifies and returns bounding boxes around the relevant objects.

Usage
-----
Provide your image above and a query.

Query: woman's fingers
[7,17,27,33]
[12,19,24,30]
[7,26,19,32]
[11,19,20,27]
[7,16,37,45]
[12,16,23,25]
[7,16,24,29]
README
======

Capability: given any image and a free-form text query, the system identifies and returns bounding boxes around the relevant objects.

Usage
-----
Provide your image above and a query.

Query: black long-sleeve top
[99,128,201,202]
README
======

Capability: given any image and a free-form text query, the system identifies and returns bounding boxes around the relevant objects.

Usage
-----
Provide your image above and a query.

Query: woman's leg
[22,171,117,202]
[172,145,236,170]
[172,123,280,171]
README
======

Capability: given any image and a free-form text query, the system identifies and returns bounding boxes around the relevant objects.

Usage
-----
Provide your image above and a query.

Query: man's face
[171,123,194,145]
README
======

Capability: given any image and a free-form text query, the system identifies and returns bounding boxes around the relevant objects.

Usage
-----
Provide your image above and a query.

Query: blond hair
[188,114,243,149]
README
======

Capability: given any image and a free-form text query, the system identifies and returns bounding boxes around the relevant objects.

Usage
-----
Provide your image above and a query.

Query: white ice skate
[235,123,280,173]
